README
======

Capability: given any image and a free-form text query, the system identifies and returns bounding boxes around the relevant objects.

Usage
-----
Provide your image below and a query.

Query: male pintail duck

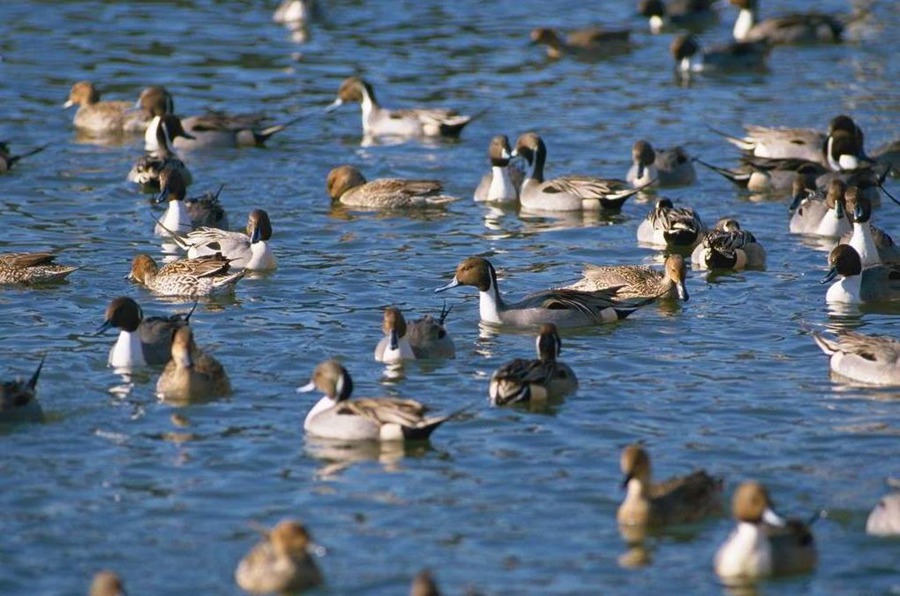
[326,76,478,139]
[692,218,766,270]
[813,330,900,386]
[166,209,276,271]
[474,135,523,204]
[0,252,77,284]
[235,520,322,594]
[435,256,653,328]
[617,444,723,527]
[0,141,48,174]
[839,187,898,267]
[156,326,230,402]
[298,359,454,441]
[327,165,458,209]
[127,114,194,188]
[154,165,228,236]
[512,132,644,212]
[488,323,578,405]
[866,481,900,536]
[89,571,126,596]
[638,0,718,34]
[714,481,817,582]
[670,34,770,74]
[273,0,316,24]
[129,253,245,298]
[637,198,705,250]
[565,254,689,301]
[374,306,455,363]
[729,0,845,45]
[374,307,415,363]
[97,297,194,368]
[821,244,900,304]
[63,81,155,134]
[410,569,440,596]
[0,356,45,424]
[695,156,827,195]
[529,26,631,60]
[789,177,851,238]
[627,140,696,188]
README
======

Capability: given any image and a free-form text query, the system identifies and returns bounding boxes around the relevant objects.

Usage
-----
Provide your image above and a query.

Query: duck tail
[438,300,453,325]
[439,108,486,137]
[254,111,308,144]
[152,214,192,250]
[489,378,531,406]
[402,412,456,441]
[692,157,749,188]
[812,332,838,356]
[614,294,659,319]
[8,143,49,167]
[705,125,755,152]
[27,355,46,391]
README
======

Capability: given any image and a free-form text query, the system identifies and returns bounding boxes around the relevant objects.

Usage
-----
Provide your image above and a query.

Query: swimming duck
[0,356,45,424]
[0,141,47,174]
[89,571,126,596]
[128,253,245,298]
[692,218,766,270]
[435,256,653,328]
[512,132,643,212]
[298,359,454,441]
[326,165,457,209]
[729,0,844,45]
[638,0,718,34]
[696,156,827,194]
[789,177,851,238]
[154,165,228,236]
[866,481,900,536]
[156,326,231,402]
[127,114,194,188]
[96,297,194,368]
[636,198,705,250]
[273,0,316,24]
[374,307,415,363]
[235,519,323,594]
[374,306,456,363]
[565,253,689,301]
[840,188,890,267]
[670,34,770,74]
[326,76,477,139]
[0,252,77,285]
[714,481,817,582]
[821,244,900,304]
[489,323,578,405]
[63,81,155,134]
[410,569,440,596]
[813,330,900,386]
[167,209,276,271]
[626,140,696,188]
[473,135,523,204]
[529,26,631,59]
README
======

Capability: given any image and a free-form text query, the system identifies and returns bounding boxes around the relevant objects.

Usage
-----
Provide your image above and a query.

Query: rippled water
[1,0,899,594]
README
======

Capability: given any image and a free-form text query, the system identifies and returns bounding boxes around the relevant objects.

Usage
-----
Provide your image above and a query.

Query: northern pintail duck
[617,444,723,527]
[236,520,322,594]
[488,323,578,405]
[821,245,900,304]
[695,156,826,194]
[0,251,77,284]
[636,198,705,250]
[714,481,817,582]
[0,356,45,424]
[326,76,478,139]
[129,253,245,298]
[789,177,851,238]
[474,135,523,204]
[626,140,696,188]
[127,114,194,188]
[565,254,689,301]
[410,569,440,596]
[434,256,653,328]
[813,330,900,386]
[97,297,193,368]
[729,0,844,45]
[167,209,276,271]
[154,165,228,236]
[529,26,630,59]
[298,359,454,441]
[671,34,770,74]
[639,0,718,34]
[273,0,316,24]
[512,132,643,212]
[374,307,415,363]
[156,326,231,402]
[63,81,155,134]
[866,481,900,536]
[0,141,47,173]
[691,218,766,270]
[326,165,457,209]
[89,571,126,596]
[840,188,894,267]
[374,306,455,363]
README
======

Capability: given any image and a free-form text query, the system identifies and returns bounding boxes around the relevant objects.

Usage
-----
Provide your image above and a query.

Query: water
[1,0,899,593]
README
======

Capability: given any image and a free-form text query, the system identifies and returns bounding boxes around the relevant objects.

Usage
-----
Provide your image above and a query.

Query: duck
[96,297,194,368]
[488,323,578,405]
[714,481,817,582]
[729,0,844,45]
[374,306,456,363]
[0,356,45,424]
[789,177,851,238]
[374,307,415,363]
[127,114,194,188]
[838,186,898,266]
[326,76,478,139]
[512,132,643,212]
[298,359,454,441]
[638,0,718,34]
[156,326,230,402]
[670,34,770,74]
[410,569,440,596]
[692,218,766,270]
[866,481,900,536]
[273,0,316,24]
[821,244,900,304]
[695,156,827,195]
[63,81,155,134]
[89,571,126,596]
[617,444,723,527]
[154,165,228,236]
[0,141,47,173]
[0,252,77,285]
[235,519,322,594]
[166,209,276,271]
[326,165,457,209]
[529,26,631,59]
[473,135,524,204]
[565,253,689,301]
[434,256,653,328]
[626,140,696,188]
[813,330,900,386]
[128,253,245,298]
[636,198,705,250]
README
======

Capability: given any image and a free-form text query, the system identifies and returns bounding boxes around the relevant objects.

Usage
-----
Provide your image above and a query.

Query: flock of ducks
[3,0,900,593]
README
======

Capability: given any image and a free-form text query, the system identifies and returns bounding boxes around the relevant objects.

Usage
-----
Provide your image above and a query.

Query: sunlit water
[1,0,898,594]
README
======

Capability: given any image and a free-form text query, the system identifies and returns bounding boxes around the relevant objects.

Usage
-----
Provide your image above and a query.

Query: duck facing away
[0,252,77,285]
[489,323,578,405]
[235,520,323,594]
[692,218,766,270]
[637,198,705,250]
[627,140,696,188]
[565,253,689,301]
[821,244,900,304]
[474,135,523,204]
[729,0,844,45]
[168,209,276,271]
[813,330,900,386]
[327,165,457,209]
[97,297,194,368]
[129,253,245,298]
[529,26,631,59]
[0,356,45,424]
[156,326,231,403]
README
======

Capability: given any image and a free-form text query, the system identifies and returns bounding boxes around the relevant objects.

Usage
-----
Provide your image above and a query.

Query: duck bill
[434,278,460,293]
[94,320,114,336]
[325,98,343,113]
[820,267,839,284]
[62,99,74,109]
[296,380,316,393]
[788,191,803,212]
[762,507,786,527]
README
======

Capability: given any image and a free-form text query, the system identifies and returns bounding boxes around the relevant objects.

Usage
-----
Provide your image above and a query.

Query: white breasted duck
[474,135,523,204]
[627,140,696,188]
[96,297,194,368]
[813,330,900,386]
[821,244,900,304]
[167,209,276,271]
[729,0,845,45]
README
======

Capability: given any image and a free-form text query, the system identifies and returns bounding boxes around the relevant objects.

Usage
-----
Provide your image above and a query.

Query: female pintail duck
[129,253,245,298]
[565,254,689,301]
[435,256,653,328]
[489,323,578,406]
[128,114,194,189]
[0,252,77,285]
[714,481,817,582]
[97,297,194,368]
[0,141,47,173]
[627,140,696,188]
[512,132,643,212]
[729,0,845,45]
[63,81,155,134]
[692,218,766,270]
[821,245,900,304]
[695,156,827,194]
[529,26,631,60]
[154,165,228,236]
[167,209,276,271]
[670,34,770,75]
[813,330,900,386]
[326,165,458,209]
[474,135,523,204]
[866,481,900,536]
[789,177,851,238]
[639,0,718,34]
[637,198,705,250]
[374,306,456,362]
[0,356,45,424]
[617,444,723,527]
[838,187,898,267]
[326,76,478,139]
[298,359,454,441]
[89,571,126,596]
[156,326,231,403]
[235,520,322,594]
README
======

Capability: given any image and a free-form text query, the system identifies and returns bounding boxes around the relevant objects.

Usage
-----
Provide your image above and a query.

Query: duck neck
[109,330,146,368]
[717,522,770,577]
[850,223,879,266]
[248,240,275,269]
[304,395,335,430]
[636,163,658,187]
[733,8,756,42]
[525,146,546,184]
[488,165,517,201]
[478,268,505,325]
[145,116,161,151]
[162,199,191,233]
